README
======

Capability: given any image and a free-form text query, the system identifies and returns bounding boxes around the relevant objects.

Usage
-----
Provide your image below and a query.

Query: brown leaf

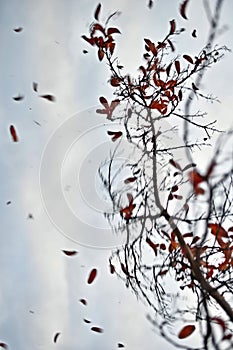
[81,35,95,46]
[110,77,121,87]
[107,27,121,36]
[13,27,23,32]
[40,94,56,102]
[175,61,180,74]
[167,39,175,52]
[91,326,104,333]
[53,332,60,343]
[180,0,190,20]
[98,48,105,61]
[169,19,176,35]
[208,224,228,238]
[62,250,78,256]
[13,94,24,101]
[169,159,182,171]
[79,298,87,305]
[110,263,115,274]
[87,268,97,284]
[94,3,101,21]
[183,54,193,64]
[9,125,19,142]
[124,177,137,184]
[32,82,38,92]
[178,325,195,339]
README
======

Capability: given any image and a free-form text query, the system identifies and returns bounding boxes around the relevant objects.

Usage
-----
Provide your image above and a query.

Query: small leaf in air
[87,268,97,284]
[83,50,88,54]
[91,326,104,333]
[40,94,56,102]
[9,125,19,142]
[13,27,23,32]
[79,298,87,305]
[124,177,137,184]
[32,82,38,92]
[180,0,190,20]
[0,343,8,349]
[98,48,105,61]
[13,94,24,101]
[148,0,153,9]
[178,325,196,339]
[192,29,197,38]
[183,54,193,64]
[175,60,181,74]
[169,19,176,34]
[107,27,121,36]
[62,250,78,256]
[94,3,101,21]
[53,332,60,343]
[118,343,125,348]
[83,319,91,323]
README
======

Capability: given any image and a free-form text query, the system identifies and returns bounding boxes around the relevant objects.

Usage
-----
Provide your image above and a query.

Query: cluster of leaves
[82,2,233,350]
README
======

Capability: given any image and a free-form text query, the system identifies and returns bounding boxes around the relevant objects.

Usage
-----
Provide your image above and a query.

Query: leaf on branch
[120,194,136,219]
[121,263,129,275]
[169,19,176,35]
[180,0,190,20]
[94,3,101,21]
[107,27,121,35]
[146,237,158,255]
[9,125,19,142]
[208,224,228,238]
[98,48,105,61]
[169,159,182,171]
[183,54,193,64]
[81,35,95,46]
[87,268,97,284]
[189,170,205,194]
[178,325,195,339]
[211,317,226,333]
[124,177,137,184]
[107,130,122,141]
[167,39,175,52]
[110,76,121,87]
[192,83,199,91]
[144,38,157,55]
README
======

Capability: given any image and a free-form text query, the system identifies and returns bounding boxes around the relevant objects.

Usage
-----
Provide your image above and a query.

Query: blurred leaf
[87,268,97,284]
[178,325,195,339]
[53,332,60,343]
[94,3,101,21]
[180,0,190,20]
[9,125,19,142]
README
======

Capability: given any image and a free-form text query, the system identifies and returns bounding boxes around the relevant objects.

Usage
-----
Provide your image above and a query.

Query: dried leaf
[53,332,60,343]
[32,82,38,92]
[62,250,78,256]
[107,27,121,36]
[98,48,105,61]
[192,29,197,38]
[124,177,137,184]
[79,298,87,305]
[178,325,195,339]
[40,94,56,102]
[107,130,122,141]
[208,224,228,238]
[183,54,193,64]
[110,77,121,87]
[91,326,104,333]
[94,3,101,21]
[175,61,180,74]
[9,125,19,142]
[180,0,190,20]
[87,268,97,284]
[169,159,182,171]
[169,19,176,35]
[13,94,24,101]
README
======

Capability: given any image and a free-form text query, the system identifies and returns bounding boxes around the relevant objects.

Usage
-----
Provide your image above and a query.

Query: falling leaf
[33,120,41,126]
[94,3,101,21]
[148,0,153,9]
[79,298,87,305]
[87,268,97,284]
[9,124,19,142]
[208,224,228,238]
[83,50,88,54]
[178,325,196,339]
[110,77,121,87]
[91,326,104,333]
[124,177,137,184]
[13,94,24,101]
[13,27,23,32]
[107,130,122,141]
[180,0,190,20]
[118,343,125,348]
[83,319,91,323]
[62,250,78,256]
[169,19,176,35]
[32,82,38,92]
[192,29,197,38]
[183,54,193,64]
[40,94,56,102]
[53,332,60,343]
[28,213,34,219]
[6,201,11,205]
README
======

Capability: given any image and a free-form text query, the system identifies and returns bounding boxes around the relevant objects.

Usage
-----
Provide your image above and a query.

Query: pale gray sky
[0,0,232,349]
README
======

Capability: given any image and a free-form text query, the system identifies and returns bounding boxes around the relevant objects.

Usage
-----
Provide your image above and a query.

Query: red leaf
[91,326,104,333]
[146,237,158,255]
[183,54,193,64]
[107,27,121,36]
[180,0,190,20]
[98,48,105,61]
[208,224,228,238]
[79,298,87,305]
[40,94,56,102]
[32,82,38,92]
[124,177,137,184]
[211,317,226,333]
[178,325,195,339]
[107,130,122,141]
[169,19,176,35]
[192,29,197,38]
[62,250,78,256]
[175,60,181,74]
[110,77,121,87]
[94,3,101,21]
[13,94,24,101]
[53,332,60,343]
[144,38,157,55]
[9,125,19,142]
[13,27,23,32]
[87,268,97,284]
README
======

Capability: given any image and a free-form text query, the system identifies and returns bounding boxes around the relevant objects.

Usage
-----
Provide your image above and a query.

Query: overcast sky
[0,0,233,349]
